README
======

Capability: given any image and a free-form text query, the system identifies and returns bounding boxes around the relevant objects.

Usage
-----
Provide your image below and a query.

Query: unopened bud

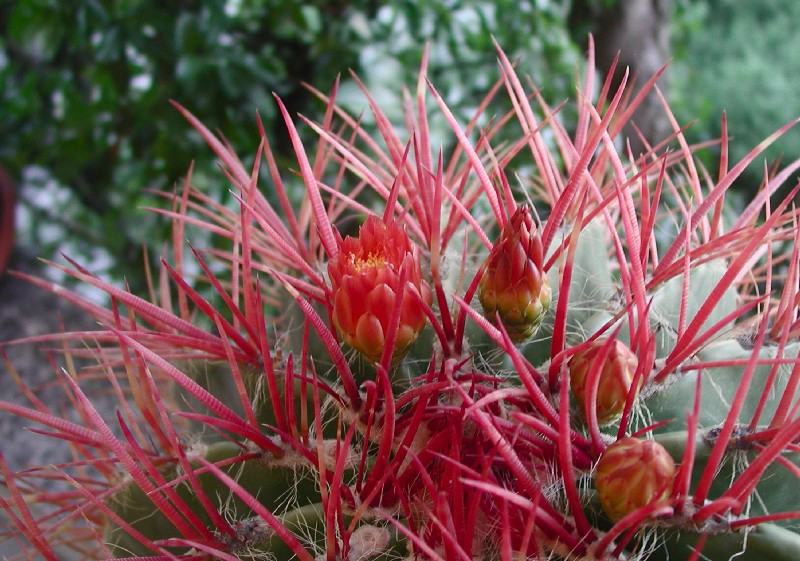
[595,437,676,521]
[479,205,551,343]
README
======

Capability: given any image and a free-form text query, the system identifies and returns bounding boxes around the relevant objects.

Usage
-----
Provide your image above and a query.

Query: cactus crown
[3,39,800,561]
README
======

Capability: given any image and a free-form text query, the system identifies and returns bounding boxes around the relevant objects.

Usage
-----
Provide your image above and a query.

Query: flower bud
[328,216,432,364]
[478,205,551,343]
[595,437,676,521]
[569,338,640,425]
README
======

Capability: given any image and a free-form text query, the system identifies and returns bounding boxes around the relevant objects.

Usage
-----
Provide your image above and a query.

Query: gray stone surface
[1,250,96,560]
[1,251,95,469]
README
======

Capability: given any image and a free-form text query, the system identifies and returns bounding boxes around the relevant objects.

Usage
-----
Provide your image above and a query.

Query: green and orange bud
[595,437,676,521]
[478,205,551,343]
[328,215,432,364]
[569,338,641,425]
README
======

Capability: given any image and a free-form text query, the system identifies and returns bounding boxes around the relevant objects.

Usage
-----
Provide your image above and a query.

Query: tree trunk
[571,0,672,155]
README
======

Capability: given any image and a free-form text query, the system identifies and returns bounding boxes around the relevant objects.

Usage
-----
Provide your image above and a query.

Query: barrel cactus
[3,39,800,561]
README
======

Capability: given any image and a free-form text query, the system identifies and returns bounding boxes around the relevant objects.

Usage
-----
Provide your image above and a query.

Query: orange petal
[354,312,385,362]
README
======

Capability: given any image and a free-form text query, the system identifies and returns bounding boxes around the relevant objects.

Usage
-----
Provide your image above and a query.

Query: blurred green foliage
[1,0,371,289]
[3,0,797,295]
[2,0,797,299]
[671,0,800,200]
[0,0,580,293]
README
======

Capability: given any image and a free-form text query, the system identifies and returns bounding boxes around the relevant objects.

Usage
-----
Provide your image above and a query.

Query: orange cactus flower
[328,216,432,364]
[595,437,676,521]
[569,338,641,425]
[478,205,551,343]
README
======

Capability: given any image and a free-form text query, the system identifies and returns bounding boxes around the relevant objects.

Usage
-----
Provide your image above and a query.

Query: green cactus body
[648,340,800,430]
[650,523,800,561]
[524,219,617,365]
[648,260,739,358]
[104,441,321,557]
[647,341,800,539]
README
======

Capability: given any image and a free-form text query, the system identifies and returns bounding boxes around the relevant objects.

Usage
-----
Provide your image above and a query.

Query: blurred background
[0,0,798,297]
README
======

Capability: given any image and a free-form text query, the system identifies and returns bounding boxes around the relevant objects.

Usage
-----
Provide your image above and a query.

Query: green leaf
[7,1,65,62]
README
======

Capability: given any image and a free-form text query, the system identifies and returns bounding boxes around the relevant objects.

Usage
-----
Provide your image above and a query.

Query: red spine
[0,167,15,276]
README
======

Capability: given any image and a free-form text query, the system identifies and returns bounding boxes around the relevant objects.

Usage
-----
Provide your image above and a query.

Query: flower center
[350,251,387,272]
